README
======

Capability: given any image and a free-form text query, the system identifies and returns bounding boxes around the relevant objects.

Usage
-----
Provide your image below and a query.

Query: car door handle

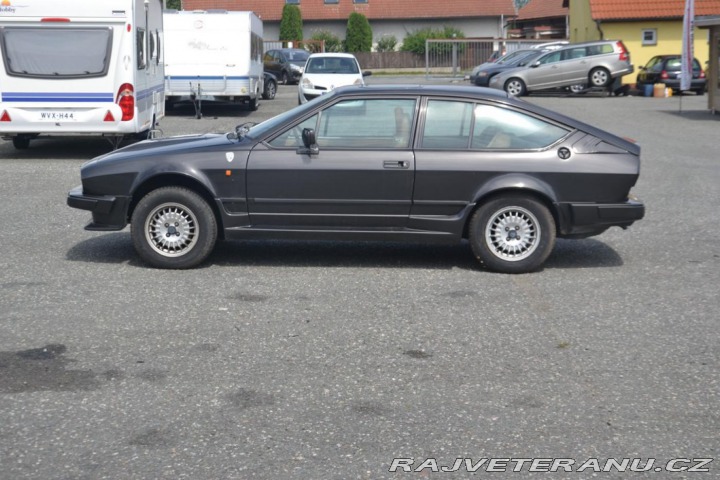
[383,160,409,169]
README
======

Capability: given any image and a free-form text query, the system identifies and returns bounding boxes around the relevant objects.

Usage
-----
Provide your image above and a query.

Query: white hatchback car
[299,53,371,104]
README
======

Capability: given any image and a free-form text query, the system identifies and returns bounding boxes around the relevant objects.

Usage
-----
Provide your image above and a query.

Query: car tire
[12,135,30,150]
[262,80,276,100]
[281,71,289,85]
[504,78,526,96]
[694,88,705,96]
[248,96,259,111]
[569,84,586,94]
[468,195,556,274]
[589,68,611,87]
[131,187,217,269]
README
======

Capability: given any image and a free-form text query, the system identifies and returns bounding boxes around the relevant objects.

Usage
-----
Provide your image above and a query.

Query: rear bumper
[67,185,129,231]
[559,196,645,237]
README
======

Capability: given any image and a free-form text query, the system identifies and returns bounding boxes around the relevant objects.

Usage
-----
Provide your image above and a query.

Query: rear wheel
[589,67,611,87]
[504,78,527,96]
[262,79,277,99]
[468,195,556,273]
[248,96,259,111]
[569,84,586,94]
[131,187,217,269]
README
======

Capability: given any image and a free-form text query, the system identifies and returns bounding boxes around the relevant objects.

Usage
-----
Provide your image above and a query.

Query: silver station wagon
[489,40,634,96]
[68,85,644,273]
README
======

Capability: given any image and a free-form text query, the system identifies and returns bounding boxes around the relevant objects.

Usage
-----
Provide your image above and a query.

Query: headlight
[353,78,364,86]
[478,72,488,77]
[290,64,303,73]
[302,77,314,89]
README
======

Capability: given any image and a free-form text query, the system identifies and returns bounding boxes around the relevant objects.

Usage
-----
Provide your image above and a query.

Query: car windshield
[496,50,534,65]
[305,57,359,74]
[285,50,309,65]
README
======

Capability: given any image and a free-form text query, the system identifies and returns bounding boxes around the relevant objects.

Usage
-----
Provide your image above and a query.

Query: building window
[642,29,657,46]
[286,0,300,4]
[325,0,339,3]
[353,0,368,3]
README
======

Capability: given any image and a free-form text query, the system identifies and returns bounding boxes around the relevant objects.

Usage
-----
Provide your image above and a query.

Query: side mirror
[297,128,319,156]
[530,61,541,68]
[362,70,372,77]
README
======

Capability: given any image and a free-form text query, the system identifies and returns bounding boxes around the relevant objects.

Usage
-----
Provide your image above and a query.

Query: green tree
[165,0,181,9]
[345,12,372,53]
[279,4,303,44]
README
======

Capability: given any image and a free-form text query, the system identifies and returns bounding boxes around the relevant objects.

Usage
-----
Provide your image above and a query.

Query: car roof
[307,52,358,59]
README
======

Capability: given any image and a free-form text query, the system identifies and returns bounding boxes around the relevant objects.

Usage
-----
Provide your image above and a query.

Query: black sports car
[67,85,644,273]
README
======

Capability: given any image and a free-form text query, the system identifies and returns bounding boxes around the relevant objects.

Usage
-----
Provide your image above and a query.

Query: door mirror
[362,70,372,77]
[297,128,319,156]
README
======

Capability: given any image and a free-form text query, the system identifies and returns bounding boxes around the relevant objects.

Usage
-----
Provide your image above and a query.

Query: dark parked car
[263,48,309,85]
[262,72,278,100]
[636,55,706,95]
[67,85,644,273]
[469,49,547,87]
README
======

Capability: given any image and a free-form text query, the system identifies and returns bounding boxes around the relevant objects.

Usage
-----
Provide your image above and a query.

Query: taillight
[660,70,669,80]
[699,70,706,79]
[616,41,629,61]
[116,83,134,121]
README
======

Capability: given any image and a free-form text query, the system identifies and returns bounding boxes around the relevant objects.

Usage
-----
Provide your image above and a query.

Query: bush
[279,5,303,43]
[309,30,344,53]
[375,35,398,53]
[400,27,465,55]
[165,0,181,9]
[345,13,372,53]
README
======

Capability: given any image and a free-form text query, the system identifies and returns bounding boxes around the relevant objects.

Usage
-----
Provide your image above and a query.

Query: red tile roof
[181,0,517,21]
[590,0,720,21]
[517,0,568,21]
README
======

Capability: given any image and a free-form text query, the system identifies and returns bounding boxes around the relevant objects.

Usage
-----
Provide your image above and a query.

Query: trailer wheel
[248,96,259,111]
[12,135,31,150]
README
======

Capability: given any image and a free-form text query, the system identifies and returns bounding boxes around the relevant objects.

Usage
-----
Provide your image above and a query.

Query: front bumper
[67,185,129,231]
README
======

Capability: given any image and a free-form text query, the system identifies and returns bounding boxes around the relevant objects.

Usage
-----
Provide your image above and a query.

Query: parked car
[298,53,371,104]
[636,55,706,95]
[263,48,309,85]
[488,40,634,96]
[469,49,547,87]
[67,85,644,273]
[262,72,278,100]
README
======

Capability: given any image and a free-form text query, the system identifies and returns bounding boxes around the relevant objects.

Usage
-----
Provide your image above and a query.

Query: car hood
[81,133,244,172]
[303,73,362,88]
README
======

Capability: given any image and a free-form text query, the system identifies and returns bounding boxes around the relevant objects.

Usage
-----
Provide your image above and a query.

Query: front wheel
[262,80,277,100]
[589,68,611,87]
[131,187,217,269]
[281,71,289,85]
[468,195,556,273]
[504,78,527,96]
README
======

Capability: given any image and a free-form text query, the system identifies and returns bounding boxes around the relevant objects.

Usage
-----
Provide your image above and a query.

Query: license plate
[38,111,77,121]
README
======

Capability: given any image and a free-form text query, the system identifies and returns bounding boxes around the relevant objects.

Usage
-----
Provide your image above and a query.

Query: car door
[246,97,417,229]
[526,50,565,89]
[560,46,590,84]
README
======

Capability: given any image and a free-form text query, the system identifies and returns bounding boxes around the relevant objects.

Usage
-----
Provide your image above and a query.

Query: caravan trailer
[0,0,165,149]
[163,10,264,116]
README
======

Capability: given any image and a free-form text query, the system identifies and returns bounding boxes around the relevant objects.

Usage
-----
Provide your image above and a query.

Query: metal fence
[424,39,567,78]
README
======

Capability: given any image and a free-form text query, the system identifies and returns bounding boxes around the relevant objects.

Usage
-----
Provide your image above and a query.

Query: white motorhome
[163,10,263,116]
[0,0,165,149]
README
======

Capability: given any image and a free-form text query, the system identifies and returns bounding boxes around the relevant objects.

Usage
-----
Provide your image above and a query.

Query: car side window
[267,99,417,150]
[472,104,570,150]
[315,99,417,149]
[267,114,319,148]
[537,51,562,65]
[564,47,586,60]
[420,100,473,149]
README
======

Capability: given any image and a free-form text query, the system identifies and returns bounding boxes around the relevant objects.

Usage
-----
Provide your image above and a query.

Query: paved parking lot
[1,79,719,478]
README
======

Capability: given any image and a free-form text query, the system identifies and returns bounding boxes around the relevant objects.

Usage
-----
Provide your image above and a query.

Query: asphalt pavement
[1,78,718,479]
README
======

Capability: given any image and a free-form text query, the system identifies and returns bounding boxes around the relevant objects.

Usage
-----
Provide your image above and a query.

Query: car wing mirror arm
[297,128,319,156]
